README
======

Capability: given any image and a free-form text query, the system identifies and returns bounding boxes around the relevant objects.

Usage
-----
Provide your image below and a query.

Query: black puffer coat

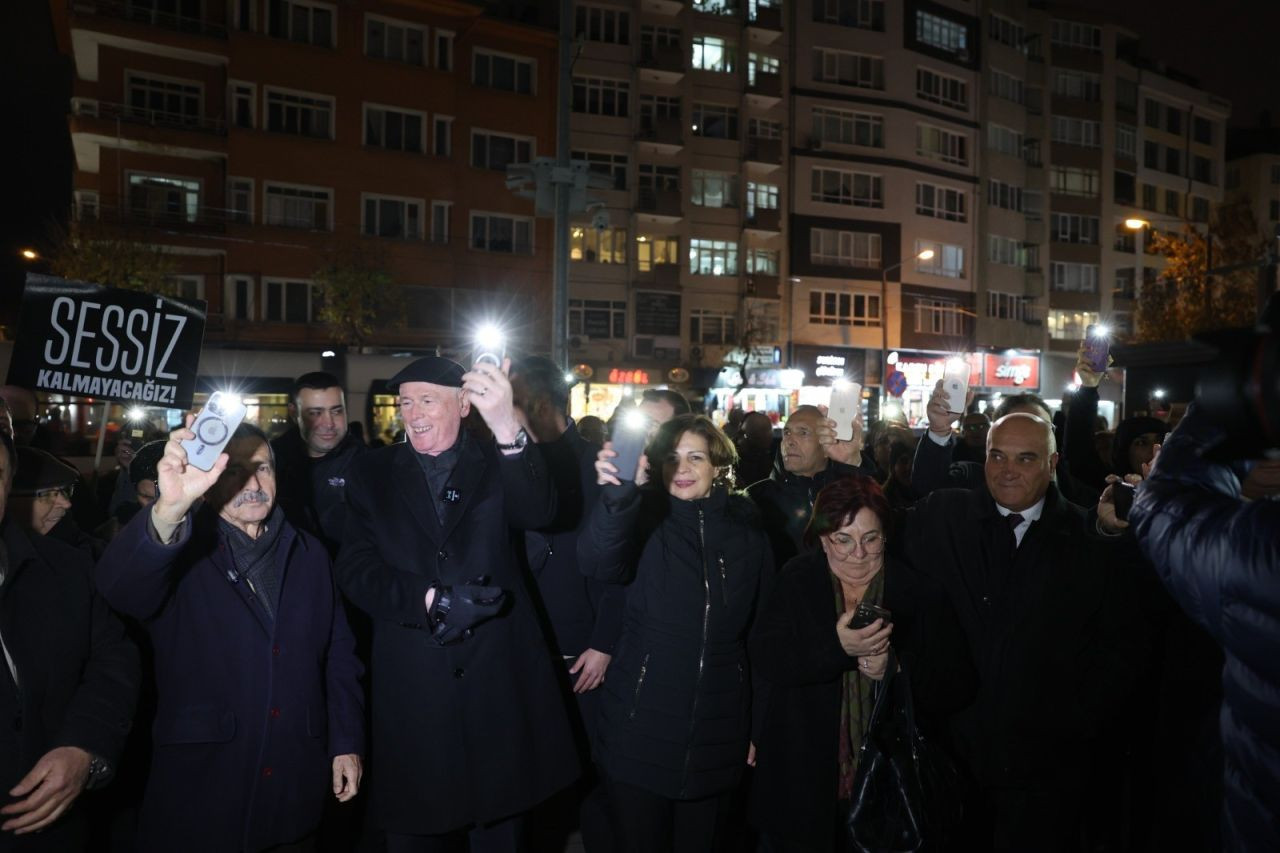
[578,483,770,800]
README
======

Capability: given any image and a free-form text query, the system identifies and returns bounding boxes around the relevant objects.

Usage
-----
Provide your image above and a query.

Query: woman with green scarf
[747,474,976,852]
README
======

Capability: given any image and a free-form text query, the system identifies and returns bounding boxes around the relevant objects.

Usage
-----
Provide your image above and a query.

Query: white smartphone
[828,382,862,441]
[941,364,971,415]
[181,391,248,471]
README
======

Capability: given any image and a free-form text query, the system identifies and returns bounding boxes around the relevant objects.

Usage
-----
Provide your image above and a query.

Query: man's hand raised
[816,406,865,466]
[925,379,973,437]
[153,414,227,526]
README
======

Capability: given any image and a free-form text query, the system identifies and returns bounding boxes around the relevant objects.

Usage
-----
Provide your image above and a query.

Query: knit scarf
[833,566,885,800]
[220,504,285,621]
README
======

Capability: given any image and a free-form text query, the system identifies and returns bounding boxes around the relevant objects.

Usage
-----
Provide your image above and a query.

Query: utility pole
[553,0,573,371]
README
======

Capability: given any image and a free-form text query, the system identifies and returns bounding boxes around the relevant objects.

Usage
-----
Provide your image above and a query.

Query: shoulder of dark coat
[725,491,763,526]
[25,527,95,581]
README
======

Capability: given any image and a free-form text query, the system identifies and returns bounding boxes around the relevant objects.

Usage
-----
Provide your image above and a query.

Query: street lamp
[880,248,934,412]
[19,248,38,261]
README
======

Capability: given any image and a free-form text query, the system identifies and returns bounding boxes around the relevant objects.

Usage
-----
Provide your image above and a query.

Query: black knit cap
[387,356,466,393]
[12,447,79,495]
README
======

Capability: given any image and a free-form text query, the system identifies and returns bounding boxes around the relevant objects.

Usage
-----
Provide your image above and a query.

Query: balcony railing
[639,44,685,73]
[73,98,226,135]
[638,116,684,146]
[745,136,782,165]
[747,71,782,98]
[637,187,683,218]
[69,0,228,39]
[82,200,235,232]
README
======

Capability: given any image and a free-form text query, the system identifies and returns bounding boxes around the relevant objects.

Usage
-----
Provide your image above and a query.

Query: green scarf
[833,567,885,800]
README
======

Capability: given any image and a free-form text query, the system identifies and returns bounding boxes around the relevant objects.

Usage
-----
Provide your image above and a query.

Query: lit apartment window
[127,174,200,223]
[573,150,629,190]
[267,0,334,47]
[987,291,1027,321]
[812,107,882,147]
[692,35,737,72]
[471,131,533,171]
[430,201,451,244]
[915,298,961,335]
[988,235,1025,267]
[572,77,630,117]
[435,30,454,71]
[265,89,332,138]
[812,48,884,89]
[570,299,626,338]
[366,16,425,64]
[915,240,964,277]
[263,183,331,230]
[1050,19,1101,51]
[690,309,737,344]
[916,67,967,110]
[1050,261,1099,293]
[470,212,533,253]
[1052,69,1100,101]
[575,5,630,44]
[916,182,966,221]
[813,0,883,30]
[126,73,201,123]
[364,105,425,152]
[811,168,882,208]
[228,178,253,224]
[263,279,315,323]
[692,0,737,17]
[433,116,453,156]
[747,52,780,85]
[1051,116,1101,148]
[808,289,880,326]
[746,181,778,216]
[810,228,881,268]
[689,238,739,275]
[987,123,1022,157]
[987,179,1023,212]
[570,226,628,263]
[691,103,738,139]
[916,124,967,166]
[989,68,1024,104]
[1047,309,1100,340]
[473,50,535,95]
[1049,166,1100,197]
[915,10,967,56]
[746,248,778,274]
[363,195,423,239]
[1050,213,1099,244]
[636,235,679,271]
[691,170,738,207]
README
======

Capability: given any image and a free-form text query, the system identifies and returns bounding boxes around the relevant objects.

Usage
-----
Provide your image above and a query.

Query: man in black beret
[336,355,579,851]
[7,447,80,538]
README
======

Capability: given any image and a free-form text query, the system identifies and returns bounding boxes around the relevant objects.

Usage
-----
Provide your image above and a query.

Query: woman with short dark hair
[748,474,976,853]
[579,413,770,853]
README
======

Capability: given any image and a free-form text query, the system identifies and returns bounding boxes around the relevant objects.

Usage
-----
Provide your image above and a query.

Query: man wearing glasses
[6,448,79,537]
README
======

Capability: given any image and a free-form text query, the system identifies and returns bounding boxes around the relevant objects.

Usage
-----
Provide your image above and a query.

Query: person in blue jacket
[1130,401,1280,852]
[96,420,364,853]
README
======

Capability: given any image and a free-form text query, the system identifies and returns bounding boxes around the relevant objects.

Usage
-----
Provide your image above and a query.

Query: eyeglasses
[33,485,75,502]
[962,424,989,432]
[826,530,885,555]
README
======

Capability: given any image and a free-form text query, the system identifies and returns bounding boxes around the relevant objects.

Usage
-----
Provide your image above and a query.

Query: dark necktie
[1006,513,1025,549]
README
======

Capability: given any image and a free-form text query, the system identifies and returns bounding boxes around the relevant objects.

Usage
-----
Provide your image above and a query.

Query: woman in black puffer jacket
[578,413,770,853]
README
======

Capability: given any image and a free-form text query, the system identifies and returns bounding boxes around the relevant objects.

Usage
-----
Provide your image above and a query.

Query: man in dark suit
[95,422,364,853]
[0,433,139,852]
[336,356,578,852]
[900,413,1146,851]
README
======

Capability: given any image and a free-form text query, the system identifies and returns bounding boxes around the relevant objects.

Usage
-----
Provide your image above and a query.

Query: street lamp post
[879,248,934,413]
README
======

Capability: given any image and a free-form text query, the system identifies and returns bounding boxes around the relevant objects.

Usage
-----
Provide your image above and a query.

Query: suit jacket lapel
[394,444,443,543]
[438,437,488,543]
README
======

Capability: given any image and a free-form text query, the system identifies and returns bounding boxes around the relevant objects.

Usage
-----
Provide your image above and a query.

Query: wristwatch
[86,754,112,790]
[495,428,529,452]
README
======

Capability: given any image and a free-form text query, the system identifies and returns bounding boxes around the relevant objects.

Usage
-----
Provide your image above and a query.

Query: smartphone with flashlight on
[610,409,651,483]
[180,391,247,471]
[1082,324,1111,373]
[827,381,862,442]
[941,360,971,415]
[472,325,506,369]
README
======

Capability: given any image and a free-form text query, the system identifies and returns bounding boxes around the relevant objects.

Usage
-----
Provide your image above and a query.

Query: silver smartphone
[941,363,971,415]
[180,391,248,471]
[610,411,650,483]
[828,382,862,442]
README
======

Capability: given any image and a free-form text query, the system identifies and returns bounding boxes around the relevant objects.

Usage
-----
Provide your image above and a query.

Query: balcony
[744,208,781,233]
[88,200,232,234]
[637,262,682,289]
[637,187,683,222]
[638,44,685,84]
[72,98,226,136]
[746,272,780,299]
[68,0,228,39]
[747,5,783,43]
[746,71,782,106]
[745,136,782,171]
[637,116,684,153]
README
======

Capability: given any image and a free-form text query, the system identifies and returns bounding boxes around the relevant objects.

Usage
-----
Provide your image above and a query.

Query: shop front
[568,364,669,421]
[885,350,1044,426]
[703,367,804,424]
[791,344,875,414]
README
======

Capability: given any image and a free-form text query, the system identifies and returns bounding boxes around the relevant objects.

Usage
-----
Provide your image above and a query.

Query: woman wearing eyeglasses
[747,474,975,853]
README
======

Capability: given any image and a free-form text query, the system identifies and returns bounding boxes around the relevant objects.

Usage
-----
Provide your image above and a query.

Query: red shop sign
[982,355,1040,389]
[607,368,651,385]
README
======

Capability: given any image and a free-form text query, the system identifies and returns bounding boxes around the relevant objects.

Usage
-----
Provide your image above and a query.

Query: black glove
[427,577,506,644]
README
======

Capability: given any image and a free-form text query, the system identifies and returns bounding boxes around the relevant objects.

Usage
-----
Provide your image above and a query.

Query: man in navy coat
[336,356,578,852]
[96,421,364,853]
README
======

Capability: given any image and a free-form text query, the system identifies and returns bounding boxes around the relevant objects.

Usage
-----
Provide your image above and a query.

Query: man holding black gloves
[336,356,578,852]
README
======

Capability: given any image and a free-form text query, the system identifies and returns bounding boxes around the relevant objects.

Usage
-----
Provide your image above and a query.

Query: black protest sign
[6,274,207,409]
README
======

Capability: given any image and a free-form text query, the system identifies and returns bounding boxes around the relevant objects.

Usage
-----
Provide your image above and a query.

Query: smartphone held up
[610,409,651,483]
[180,391,247,471]
[941,359,971,415]
[1082,324,1111,374]
[828,380,862,441]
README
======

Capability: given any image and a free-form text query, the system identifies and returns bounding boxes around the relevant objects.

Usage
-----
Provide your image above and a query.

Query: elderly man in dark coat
[95,422,364,853]
[0,432,138,852]
[336,356,578,852]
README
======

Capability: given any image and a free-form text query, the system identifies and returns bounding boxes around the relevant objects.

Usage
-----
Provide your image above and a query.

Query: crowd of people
[0,341,1274,853]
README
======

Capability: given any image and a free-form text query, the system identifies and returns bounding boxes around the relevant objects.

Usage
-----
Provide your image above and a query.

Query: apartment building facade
[1225,126,1280,246]
[49,0,558,433]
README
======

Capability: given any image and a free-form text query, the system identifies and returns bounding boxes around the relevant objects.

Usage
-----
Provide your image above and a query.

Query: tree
[1136,201,1267,342]
[721,302,775,404]
[311,240,404,348]
[47,220,178,294]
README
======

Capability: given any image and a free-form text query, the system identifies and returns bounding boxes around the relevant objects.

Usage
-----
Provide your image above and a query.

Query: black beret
[12,447,79,495]
[387,356,466,393]
[129,439,167,484]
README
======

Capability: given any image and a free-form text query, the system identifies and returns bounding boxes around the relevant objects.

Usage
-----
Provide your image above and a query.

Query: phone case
[181,392,248,471]
[941,364,970,414]
[472,346,505,369]
[610,420,649,483]
[828,382,862,441]
[848,602,893,629]
[1082,335,1110,373]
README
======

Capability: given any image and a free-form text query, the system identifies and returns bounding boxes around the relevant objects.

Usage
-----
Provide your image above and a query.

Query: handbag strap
[866,647,899,728]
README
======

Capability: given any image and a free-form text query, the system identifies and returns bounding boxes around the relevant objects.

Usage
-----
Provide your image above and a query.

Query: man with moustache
[898,414,1146,851]
[96,422,365,853]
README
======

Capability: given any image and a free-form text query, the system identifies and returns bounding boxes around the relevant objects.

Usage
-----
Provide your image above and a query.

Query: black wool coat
[747,550,976,850]
[899,485,1149,793]
[0,517,139,853]
[577,484,770,800]
[336,436,579,835]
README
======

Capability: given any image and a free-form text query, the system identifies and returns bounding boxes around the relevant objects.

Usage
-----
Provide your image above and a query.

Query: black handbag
[846,650,963,852]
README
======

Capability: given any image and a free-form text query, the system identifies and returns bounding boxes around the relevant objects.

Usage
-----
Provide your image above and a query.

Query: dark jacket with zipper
[577,483,770,800]
[748,550,976,851]
[95,506,364,853]
[748,458,868,569]
[271,427,366,556]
